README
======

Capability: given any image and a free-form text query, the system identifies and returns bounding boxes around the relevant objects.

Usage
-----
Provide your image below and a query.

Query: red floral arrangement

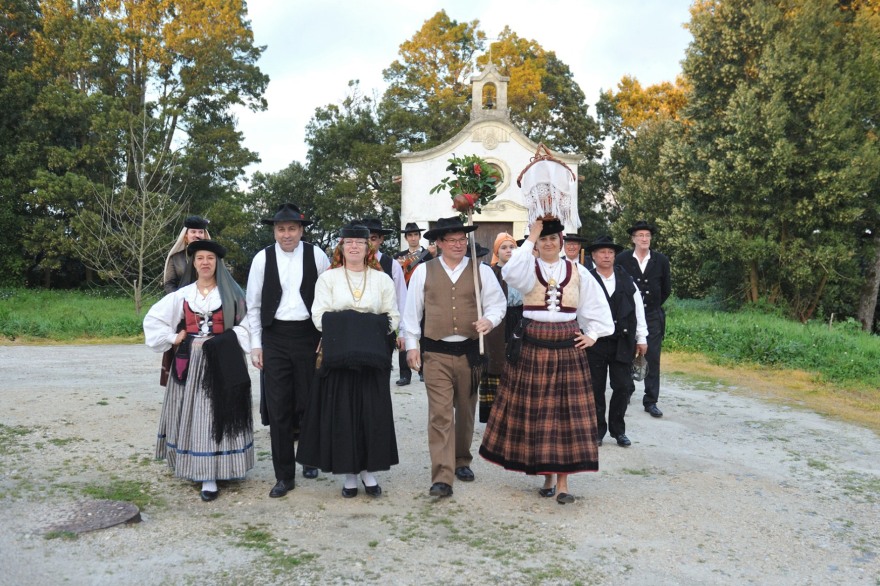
[430,154,502,214]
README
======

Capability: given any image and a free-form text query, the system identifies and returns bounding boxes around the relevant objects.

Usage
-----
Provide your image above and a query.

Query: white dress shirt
[245,242,330,350]
[377,250,407,316]
[593,269,648,345]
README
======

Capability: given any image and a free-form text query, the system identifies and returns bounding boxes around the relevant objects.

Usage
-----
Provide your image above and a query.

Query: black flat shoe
[200,490,219,502]
[395,378,411,386]
[269,478,295,498]
[556,492,575,505]
[362,480,382,497]
[341,486,358,498]
[302,466,318,479]
[615,434,632,447]
[538,486,556,498]
[645,404,663,418]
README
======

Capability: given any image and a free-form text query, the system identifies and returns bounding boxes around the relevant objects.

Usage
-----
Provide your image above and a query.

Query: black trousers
[262,319,320,481]
[587,337,635,440]
[397,349,412,381]
[643,308,666,406]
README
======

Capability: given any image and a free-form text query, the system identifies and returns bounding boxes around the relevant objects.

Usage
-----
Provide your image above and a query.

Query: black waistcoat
[591,266,638,363]
[260,242,318,328]
[379,253,393,279]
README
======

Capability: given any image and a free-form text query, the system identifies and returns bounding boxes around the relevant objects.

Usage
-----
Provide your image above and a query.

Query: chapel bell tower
[470,63,510,121]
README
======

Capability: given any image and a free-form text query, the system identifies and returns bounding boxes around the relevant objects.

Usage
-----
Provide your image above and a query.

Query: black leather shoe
[615,434,632,447]
[362,481,382,497]
[538,486,556,498]
[341,486,358,498]
[269,478,295,498]
[556,492,575,505]
[645,404,663,418]
[395,377,411,386]
[429,482,453,497]
[454,466,475,482]
[200,490,219,502]
[419,373,424,382]
[302,466,318,479]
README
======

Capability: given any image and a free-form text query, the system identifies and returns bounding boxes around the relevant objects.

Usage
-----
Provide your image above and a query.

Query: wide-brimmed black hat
[401,222,425,234]
[563,233,588,243]
[586,235,624,254]
[423,217,478,241]
[338,222,370,239]
[183,215,209,230]
[187,239,226,259]
[261,203,312,226]
[516,235,528,247]
[465,242,490,258]
[626,220,656,235]
[539,219,565,237]
[359,218,393,236]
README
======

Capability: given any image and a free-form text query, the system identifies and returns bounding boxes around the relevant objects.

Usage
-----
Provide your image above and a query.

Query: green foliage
[0,288,157,341]
[665,298,880,388]
[81,478,158,510]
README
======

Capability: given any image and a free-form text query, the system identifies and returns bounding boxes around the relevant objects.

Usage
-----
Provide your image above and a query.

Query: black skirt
[296,365,399,474]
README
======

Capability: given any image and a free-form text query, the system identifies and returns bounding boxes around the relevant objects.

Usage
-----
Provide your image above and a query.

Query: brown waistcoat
[423,258,480,340]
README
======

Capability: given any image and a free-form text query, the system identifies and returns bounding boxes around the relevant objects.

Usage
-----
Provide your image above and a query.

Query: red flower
[473,163,482,176]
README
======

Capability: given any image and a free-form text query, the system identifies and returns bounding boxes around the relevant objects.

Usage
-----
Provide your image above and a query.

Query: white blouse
[311,267,400,333]
[143,283,251,353]
[501,240,614,341]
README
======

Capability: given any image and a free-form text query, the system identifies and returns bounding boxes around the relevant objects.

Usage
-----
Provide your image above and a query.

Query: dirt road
[0,345,878,585]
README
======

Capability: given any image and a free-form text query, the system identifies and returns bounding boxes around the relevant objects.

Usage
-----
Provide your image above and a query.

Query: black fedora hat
[401,222,425,234]
[586,235,623,254]
[539,218,565,238]
[261,203,312,226]
[423,217,478,241]
[183,215,209,230]
[465,242,490,258]
[563,233,588,243]
[338,222,370,239]
[187,239,227,259]
[626,220,655,235]
[360,218,393,236]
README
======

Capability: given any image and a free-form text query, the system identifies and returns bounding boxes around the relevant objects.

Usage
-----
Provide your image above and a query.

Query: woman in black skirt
[296,223,400,498]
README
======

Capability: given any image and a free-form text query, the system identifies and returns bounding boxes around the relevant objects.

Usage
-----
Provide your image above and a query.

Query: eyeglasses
[342,239,367,247]
[442,238,469,245]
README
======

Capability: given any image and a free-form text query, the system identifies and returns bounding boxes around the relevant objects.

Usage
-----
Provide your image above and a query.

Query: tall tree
[380,10,485,151]
[678,0,880,320]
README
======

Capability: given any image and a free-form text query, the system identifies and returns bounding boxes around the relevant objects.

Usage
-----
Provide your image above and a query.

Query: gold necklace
[343,267,368,302]
[198,282,216,296]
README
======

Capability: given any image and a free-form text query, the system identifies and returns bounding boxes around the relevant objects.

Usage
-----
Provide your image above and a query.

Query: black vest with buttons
[591,266,638,363]
[260,242,318,329]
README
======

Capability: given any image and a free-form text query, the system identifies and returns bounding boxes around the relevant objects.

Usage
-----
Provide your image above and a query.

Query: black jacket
[615,249,671,314]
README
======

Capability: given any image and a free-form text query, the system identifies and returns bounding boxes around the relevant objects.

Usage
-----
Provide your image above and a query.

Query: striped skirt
[479,320,599,475]
[156,337,255,481]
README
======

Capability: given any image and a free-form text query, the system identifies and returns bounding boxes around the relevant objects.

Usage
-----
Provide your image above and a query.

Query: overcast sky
[234,0,695,177]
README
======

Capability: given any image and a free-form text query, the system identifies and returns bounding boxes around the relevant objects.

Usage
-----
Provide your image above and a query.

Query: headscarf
[186,250,246,330]
[491,232,517,266]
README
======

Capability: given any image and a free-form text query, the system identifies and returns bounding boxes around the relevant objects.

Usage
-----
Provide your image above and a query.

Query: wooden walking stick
[467,208,485,355]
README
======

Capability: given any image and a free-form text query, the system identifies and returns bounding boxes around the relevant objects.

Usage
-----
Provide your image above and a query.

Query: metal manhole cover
[44,500,141,535]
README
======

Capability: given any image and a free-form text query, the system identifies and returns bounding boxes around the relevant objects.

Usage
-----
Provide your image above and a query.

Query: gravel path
[0,344,878,585]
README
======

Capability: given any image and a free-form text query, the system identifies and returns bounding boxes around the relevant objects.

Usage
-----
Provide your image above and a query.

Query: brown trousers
[423,351,480,486]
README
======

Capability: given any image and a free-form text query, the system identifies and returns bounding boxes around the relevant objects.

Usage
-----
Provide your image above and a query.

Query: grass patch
[47,437,84,447]
[0,424,32,451]
[44,530,78,541]
[81,479,159,510]
[0,287,157,343]
[231,523,318,571]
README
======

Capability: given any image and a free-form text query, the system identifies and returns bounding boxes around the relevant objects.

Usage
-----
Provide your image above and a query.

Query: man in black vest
[246,203,330,498]
[587,236,648,447]
[393,222,433,385]
[361,218,408,366]
[615,221,671,418]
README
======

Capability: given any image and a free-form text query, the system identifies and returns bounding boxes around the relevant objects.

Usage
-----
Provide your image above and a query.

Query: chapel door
[472,222,512,256]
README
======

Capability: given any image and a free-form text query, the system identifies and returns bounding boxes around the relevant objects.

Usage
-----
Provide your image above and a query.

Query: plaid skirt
[479,320,599,475]
[478,372,500,424]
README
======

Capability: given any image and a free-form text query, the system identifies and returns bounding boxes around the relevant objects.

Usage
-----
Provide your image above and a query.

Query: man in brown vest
[401,217,507,497]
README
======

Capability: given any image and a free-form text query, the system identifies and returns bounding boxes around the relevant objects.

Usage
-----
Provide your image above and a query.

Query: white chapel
[396,63,583,251]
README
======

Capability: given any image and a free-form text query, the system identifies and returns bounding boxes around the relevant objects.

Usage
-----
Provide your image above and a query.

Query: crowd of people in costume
[144,161,671,505]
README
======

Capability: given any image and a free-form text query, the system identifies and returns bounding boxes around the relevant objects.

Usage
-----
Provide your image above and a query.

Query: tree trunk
[857,231,880,332]
[749,261,760,302]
